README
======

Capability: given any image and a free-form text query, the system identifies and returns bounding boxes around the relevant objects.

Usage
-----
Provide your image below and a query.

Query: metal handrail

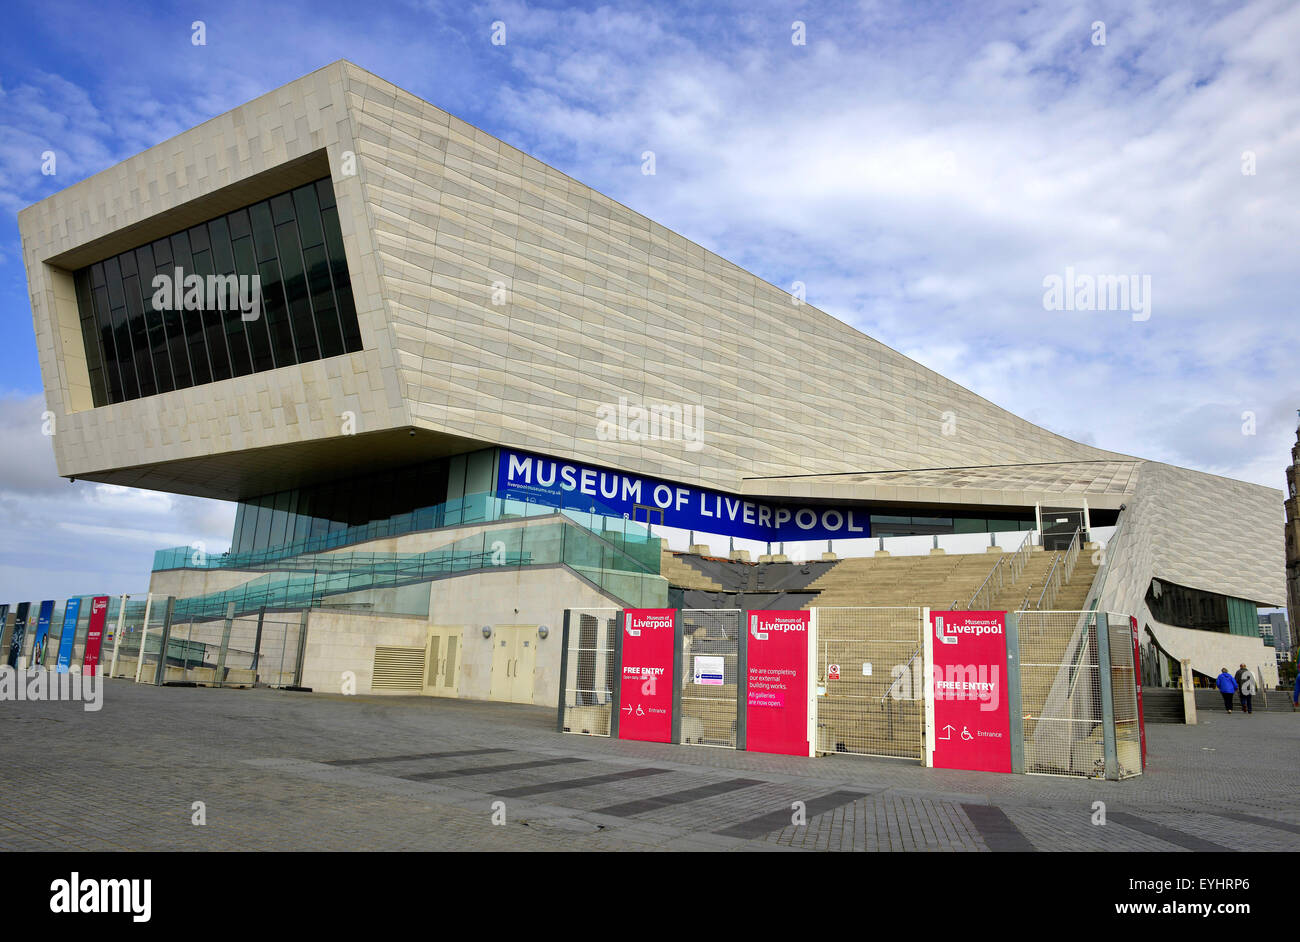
[1034,553,1063,611]
[1061,527,1082,584]
[1082,508,1128,615]
[881,645,923,703]
[1034,528,1082,611]
[966,554,1005,611]
[1007,529,1035,583]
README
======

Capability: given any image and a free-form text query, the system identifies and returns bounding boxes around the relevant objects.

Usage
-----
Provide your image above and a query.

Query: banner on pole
[30,600,55,668]
[7,602,31,668]
[56,598,82,673]
[82,597,110,676]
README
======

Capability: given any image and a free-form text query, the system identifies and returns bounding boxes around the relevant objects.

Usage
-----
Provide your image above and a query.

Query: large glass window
[1146,579,1259,635]
[72,177,362,407]
[230,449,497,555]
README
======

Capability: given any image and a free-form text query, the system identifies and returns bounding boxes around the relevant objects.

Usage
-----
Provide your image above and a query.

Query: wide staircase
[660,536,1102,615]
[990,552,1100,612]
[659,549,725,592]
[802,553,1002,610]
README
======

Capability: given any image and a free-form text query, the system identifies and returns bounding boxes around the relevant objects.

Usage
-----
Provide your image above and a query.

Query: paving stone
[2,679,1298,851]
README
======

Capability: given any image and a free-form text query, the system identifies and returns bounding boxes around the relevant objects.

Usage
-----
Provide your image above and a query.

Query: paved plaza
[3,679,1298,852]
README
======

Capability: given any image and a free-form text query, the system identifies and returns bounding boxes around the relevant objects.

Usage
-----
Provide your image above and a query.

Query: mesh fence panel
[132,599,174,684]
[257,618,304,688]
[560,609,618,736]
[679,610,741,748]
[813,607,925,759]
[158,613,304,687]
[1107,612,1142,779]
[1019,610,1103,776]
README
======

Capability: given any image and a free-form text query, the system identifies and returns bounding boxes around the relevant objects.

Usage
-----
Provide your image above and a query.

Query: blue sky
[2,0,1299,599]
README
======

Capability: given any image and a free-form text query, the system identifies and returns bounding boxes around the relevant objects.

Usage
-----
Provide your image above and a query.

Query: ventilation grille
[372,645,426,690]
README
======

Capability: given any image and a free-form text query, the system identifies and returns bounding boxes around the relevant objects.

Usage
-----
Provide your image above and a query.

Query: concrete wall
[299,609,428,695]
[427,566,621,707]
[291,564,620,702]
[1147,619,1279,689]
[148,567,266,600]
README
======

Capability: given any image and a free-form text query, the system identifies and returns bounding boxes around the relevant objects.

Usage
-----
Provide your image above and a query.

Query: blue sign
[56,598,81,673]
[496,448,871,542]
[7,602,30,668]
[30,600,54,668]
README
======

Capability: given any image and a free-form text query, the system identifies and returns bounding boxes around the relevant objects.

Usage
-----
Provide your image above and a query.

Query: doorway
[489,626,538,704]
[425,626,463,698]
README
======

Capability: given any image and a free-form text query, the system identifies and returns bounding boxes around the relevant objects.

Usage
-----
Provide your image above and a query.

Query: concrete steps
[1142,687,1185,723]
[801,553,1000,610]
[1193,688,1297,714]
[659,549,724,592]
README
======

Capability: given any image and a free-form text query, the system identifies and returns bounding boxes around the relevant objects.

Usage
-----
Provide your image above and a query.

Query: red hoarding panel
[745,610,809,756]
[930,611,1012,773]
[618,609,675,742]
[82,597,110,676]
[1131,615,1146,769]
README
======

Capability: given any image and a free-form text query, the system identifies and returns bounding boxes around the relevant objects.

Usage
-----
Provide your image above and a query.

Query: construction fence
[105,597,308,689]
[558,606,1144,780]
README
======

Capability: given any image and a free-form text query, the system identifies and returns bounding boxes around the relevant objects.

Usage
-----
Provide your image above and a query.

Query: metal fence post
[292,610,309,687]
[215,602,236,684]
[151,597,175,686]
[134,594,153,684]
[1005,611,1025,774]
[556,610,571,733]
[736,609,748,751]
[109,594,127,678]
[610,610,625,739]
[1095,612,1119,781]
[251,606,266,673]
[670,609,684,745]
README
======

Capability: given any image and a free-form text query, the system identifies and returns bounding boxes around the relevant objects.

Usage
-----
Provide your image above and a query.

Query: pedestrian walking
[1292,671,1299,711]
[1236,664,1256,714]
[1216,668,1238,713]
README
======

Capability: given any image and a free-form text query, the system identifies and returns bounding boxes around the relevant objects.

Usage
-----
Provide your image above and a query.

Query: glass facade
[72,177,362,407]
[230,450,496,555]
[869,513,1036,538]
[1146,578,1259,636]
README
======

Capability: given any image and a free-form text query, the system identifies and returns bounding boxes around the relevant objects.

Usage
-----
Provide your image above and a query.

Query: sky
[1,0,1298,600]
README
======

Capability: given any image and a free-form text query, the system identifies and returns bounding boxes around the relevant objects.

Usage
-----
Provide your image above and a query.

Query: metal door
[813,607,926,759]
[678,610,741,747]
[424,626,462,698]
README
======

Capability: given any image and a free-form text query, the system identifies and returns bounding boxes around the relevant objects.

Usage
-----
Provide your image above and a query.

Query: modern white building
[19,60,1284,700]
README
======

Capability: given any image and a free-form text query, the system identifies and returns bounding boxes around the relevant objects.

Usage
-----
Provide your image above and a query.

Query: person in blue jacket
[1292,670,1299,711]
[1215,668,1238,713]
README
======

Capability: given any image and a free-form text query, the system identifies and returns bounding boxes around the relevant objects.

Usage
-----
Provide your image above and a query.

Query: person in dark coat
[1235,664,1256,714]
[1215,668,1238,713]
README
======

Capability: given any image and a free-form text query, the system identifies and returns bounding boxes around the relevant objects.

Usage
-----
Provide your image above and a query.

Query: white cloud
[0,394,234,600]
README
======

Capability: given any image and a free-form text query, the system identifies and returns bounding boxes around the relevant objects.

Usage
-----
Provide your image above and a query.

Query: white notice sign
[693,655,724,686]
